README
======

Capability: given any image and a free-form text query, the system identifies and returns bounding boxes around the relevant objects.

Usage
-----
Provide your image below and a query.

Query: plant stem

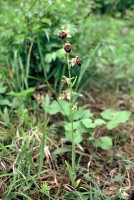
[67,54,75,172]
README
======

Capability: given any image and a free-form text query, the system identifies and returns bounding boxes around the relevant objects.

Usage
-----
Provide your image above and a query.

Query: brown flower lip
[59,91,70,100]
[71,56,81,66]
[59,30,71,39]
[63,42,72,53]
[62,76,75,87]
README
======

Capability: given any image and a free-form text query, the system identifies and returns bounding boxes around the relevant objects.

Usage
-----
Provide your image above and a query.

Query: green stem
[67,54,75,172]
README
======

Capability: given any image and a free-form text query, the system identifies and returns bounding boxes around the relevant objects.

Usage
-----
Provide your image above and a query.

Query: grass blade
[39,118,49,174]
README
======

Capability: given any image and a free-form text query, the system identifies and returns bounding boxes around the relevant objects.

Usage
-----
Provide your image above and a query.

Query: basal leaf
[101,109,131,129]
[106,121,119,129]
[94,136,112,150]
[81,118,93,128]
[65,121,86,144]
[101,109,131,121]
[44,100,70,116]
[73,108,93,120]
[93,119,106,126]
[101,109,116,120]
[81,118,106,128]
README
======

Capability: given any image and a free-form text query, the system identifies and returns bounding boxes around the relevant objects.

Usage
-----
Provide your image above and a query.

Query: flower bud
[63,42,72,53]
[71,56,81,66]
[59,30,71,39]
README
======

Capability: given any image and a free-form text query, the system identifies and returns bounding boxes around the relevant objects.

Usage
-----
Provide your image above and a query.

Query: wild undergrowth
[0,0,134,199]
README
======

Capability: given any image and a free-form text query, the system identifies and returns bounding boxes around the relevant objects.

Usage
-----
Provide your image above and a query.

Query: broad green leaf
[93,119,106,126]
[106,121,119,129]
[94,136,112,150]
[81,118,93,128]
[0,99,10,106]
[81,118,106,128]
[101,109,131,129]
[44,100,60,115]
[45,52,57,63]
[65,121,86,144]
[44,100,70,116]
[101,109,117,120]
[73,108,93,120]
[101,109,131,121]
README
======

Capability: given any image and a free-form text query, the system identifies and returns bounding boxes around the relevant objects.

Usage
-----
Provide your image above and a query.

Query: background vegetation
[0,0,134,199]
